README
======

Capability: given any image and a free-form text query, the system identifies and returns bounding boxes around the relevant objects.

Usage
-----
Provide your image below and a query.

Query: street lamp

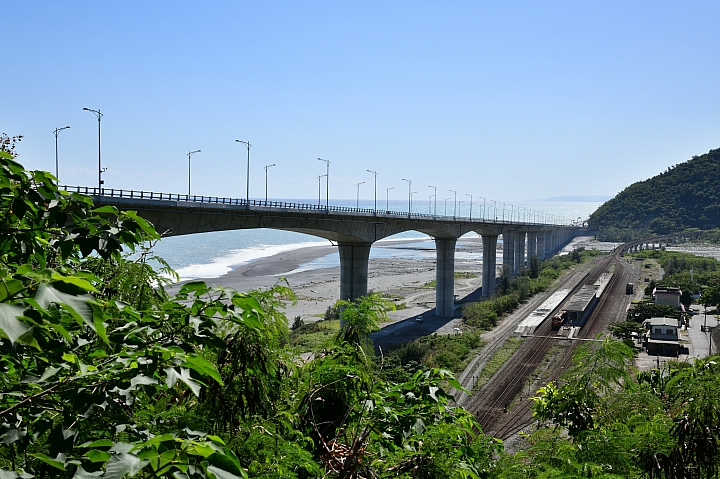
[53,126,70,183]
[264,163,276,202]
[82,108,103,190]
[402,178,412,216]
[444,197,451,216]
[410,191,417,214]
[386,186,394,212]
[367,169,378,213]
[187,149,201,195]
[466,193,473,221]
[356,181,365,209]
[317,158,330,208]
[480,196,485,221]
[235,140,252,202]
[458,200,464,218]
[429,194,435,215]
[318,174,327,206]
[428,185,437,216]
[449,189,457,219]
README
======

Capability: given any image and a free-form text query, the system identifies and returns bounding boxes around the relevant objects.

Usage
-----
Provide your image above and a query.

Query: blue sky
[5,1,720,203]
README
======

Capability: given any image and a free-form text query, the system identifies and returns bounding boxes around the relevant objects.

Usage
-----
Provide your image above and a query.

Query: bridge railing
[60,185,565,226]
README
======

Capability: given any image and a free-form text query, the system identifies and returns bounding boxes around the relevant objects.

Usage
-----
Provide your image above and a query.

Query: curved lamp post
[402,178,412,216]
[466,193,473,221]
[187,149,201,195]
[82,108,103,190]
[53,126,70,183]
[317,158,330,208]
[428,185,437,216]
[444,197,451,216]
[356,181,365,208]
[367,169,377,213]
[235,140,252,202]
[386,186,394,212]
[318,174,327,206]
[264,163,276,202]
[449,189,457,220]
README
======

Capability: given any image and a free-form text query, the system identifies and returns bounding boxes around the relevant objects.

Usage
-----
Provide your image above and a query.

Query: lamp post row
[55,115,570,224]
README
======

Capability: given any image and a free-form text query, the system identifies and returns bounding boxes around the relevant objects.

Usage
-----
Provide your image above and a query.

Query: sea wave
[175,241,328,280]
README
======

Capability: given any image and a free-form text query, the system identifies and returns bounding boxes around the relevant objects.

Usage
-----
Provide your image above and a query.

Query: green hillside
[588,147,720,240]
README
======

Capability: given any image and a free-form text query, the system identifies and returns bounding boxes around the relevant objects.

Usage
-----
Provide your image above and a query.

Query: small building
[654,287,682,309]
[564,285,599,327]
[643,317,680,356]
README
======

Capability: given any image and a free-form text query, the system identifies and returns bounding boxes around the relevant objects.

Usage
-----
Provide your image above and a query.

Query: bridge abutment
[435,238,456,317]
[482,234,498,297]
[338,242,372,302]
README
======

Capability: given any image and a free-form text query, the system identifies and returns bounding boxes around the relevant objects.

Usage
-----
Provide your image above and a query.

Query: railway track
[465,245,634,439]
[454,257,601,405]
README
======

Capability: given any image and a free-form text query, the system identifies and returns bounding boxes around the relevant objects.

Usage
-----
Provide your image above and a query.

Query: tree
[0,146,249,477]
[528,254,540,279]
[608,320,645,348]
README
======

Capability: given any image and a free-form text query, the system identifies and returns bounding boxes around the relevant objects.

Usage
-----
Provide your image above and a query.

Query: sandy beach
[171,237,488,331]
[167,235,630,349]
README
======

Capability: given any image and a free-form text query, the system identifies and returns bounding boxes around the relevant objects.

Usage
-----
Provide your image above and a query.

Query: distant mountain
[588,148,720,240]
[536,195,612,202]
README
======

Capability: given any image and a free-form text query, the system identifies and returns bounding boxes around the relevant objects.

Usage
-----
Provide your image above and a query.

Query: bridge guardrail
[60,185,565,226]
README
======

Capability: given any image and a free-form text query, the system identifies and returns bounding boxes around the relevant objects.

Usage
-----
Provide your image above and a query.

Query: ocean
[150,199,602,281]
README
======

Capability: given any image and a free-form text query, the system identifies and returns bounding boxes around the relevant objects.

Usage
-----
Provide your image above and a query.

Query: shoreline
[170,236,486,326]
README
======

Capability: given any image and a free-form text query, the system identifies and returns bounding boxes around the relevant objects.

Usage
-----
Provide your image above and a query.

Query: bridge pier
[482,234,498,297]
[514,231,526,273]
[527,231,537,260]
[536,233,546,260]
[338,242,372,302]
[503,232,515,275]
[544,231,554,258]
[435,238,456,317]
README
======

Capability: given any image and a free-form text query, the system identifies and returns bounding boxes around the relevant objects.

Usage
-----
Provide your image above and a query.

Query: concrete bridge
[621,232,703,253]
[67,186,580,317]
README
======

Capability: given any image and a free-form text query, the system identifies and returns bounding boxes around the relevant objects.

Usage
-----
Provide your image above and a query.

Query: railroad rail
[465,244,632,439]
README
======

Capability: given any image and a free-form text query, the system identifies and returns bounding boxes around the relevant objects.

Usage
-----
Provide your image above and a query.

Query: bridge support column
[503,232,515,275]
[482,234,498,297]
[338,242,372,302]
[527,231,537,259]
[537,233,546,260]
[544,231,553,258]
[435,238,456,317]
[514,231,526,273]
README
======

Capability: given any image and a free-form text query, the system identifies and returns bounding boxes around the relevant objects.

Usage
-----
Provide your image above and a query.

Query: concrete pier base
[435,238,456,317]
[338,242,371,302]
[482,235,498,297]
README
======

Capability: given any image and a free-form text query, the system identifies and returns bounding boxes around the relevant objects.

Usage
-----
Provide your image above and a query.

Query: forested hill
[588,147,720,240]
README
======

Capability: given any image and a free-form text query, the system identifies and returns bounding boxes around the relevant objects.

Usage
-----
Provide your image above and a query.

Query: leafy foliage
[589,147,720,237]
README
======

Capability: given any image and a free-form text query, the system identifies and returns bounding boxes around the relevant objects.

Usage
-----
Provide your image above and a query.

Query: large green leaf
[35,284,94,331]
[164,367,202,397]
[103,453,148,479]
[0,303,28,343]
[182,356,224,385]
[206,450,246,479]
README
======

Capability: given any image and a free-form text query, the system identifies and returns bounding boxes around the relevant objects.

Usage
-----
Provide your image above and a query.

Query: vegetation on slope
[588,147,720,240]
[3,134,720,478]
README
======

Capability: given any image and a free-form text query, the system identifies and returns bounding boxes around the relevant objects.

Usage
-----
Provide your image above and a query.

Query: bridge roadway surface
[65,186,580,317]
